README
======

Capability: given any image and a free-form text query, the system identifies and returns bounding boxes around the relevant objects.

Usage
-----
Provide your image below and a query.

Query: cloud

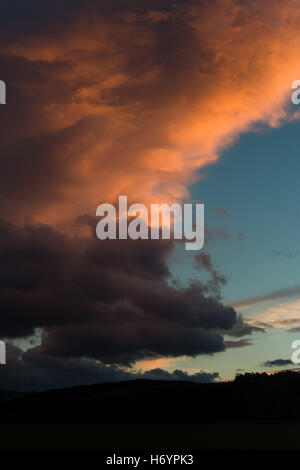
[287,326,300,333]
[214,207,227,215]
[245,298,300,329]
[224,339,253,349]
[141,368,219,383]
[231,285,300,309]
[0,0,300,224]
[225,314,264,337]
[0,343,219,391]
[0,218,244,367]
[237,232,244,243]
[194,252,226,298]
[261,359,293,368]
[272,249,298,259]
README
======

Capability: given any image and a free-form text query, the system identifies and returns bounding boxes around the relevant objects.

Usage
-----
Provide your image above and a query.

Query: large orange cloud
[0,0,300,227]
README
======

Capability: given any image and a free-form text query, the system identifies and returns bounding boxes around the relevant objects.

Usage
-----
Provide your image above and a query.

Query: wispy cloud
[245,298,300,329]
[231,286,300,309]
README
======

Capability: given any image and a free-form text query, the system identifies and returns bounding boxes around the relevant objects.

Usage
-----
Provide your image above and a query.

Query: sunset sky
[1,0,300,390]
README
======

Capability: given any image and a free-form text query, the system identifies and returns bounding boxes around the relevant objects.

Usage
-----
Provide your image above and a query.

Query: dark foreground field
[0,371,300,451]
[0,421,300,451]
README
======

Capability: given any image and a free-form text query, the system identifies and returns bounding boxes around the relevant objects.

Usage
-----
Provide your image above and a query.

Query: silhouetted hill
[1,371,300,423]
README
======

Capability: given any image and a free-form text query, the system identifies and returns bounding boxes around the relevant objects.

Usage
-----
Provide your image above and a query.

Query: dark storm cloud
[0,344,219,391]
[0,218,247,366]
[223,314,264,338]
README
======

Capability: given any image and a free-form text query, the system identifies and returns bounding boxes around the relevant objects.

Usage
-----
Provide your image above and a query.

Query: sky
[169,120,300,377]
[1,0,300,390]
